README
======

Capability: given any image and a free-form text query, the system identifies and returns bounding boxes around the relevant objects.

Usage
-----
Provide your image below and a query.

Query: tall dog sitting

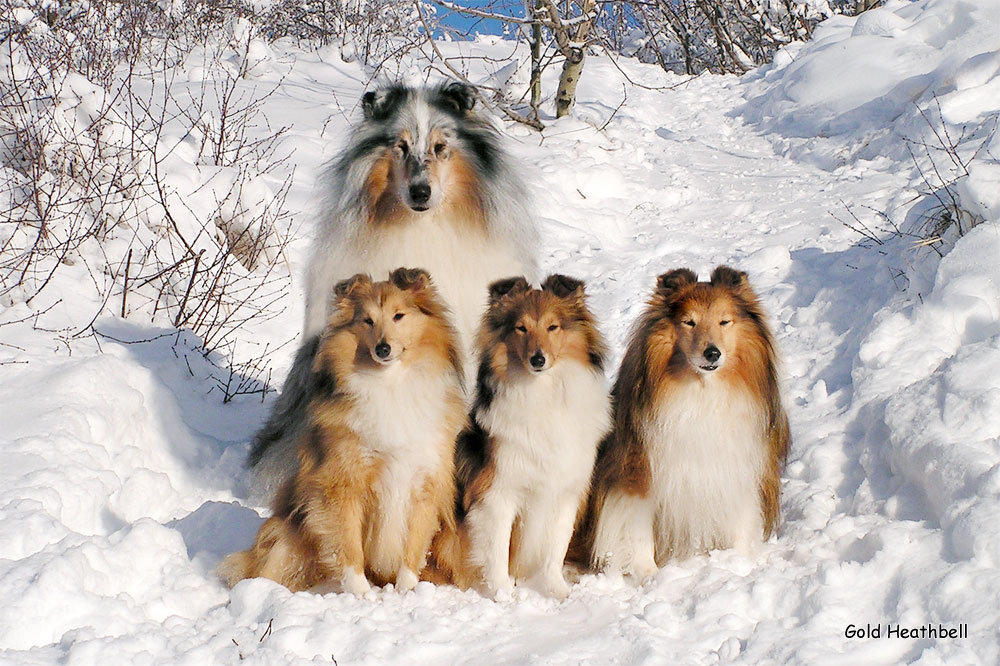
[435,275,611,599]
[584,266,790,579]
[250,82,539,498]
[220,269,466,594]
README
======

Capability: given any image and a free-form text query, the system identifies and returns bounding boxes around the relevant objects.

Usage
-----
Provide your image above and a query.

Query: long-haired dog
[220,268,466,594]
[249,81,539,498]
[582,266,790,579]
[431,275,611,599]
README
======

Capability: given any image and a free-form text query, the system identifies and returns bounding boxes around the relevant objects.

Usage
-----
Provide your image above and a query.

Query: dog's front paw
[628,553,660,585]
[542,574,570,600]
[395,567,419,593]
[483,575,514,601]
[342,567,372,596]
[629,555,658,583]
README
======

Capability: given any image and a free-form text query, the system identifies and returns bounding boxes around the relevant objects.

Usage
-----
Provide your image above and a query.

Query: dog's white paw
[484,575,514,601]
[395,567,419,593]
[342,567,371,596]
[542,574,570,600]
[629,556,658,584]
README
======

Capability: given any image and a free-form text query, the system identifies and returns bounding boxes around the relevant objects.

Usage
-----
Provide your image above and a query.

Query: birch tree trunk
[553,0,596,118]
[530,0,543,116]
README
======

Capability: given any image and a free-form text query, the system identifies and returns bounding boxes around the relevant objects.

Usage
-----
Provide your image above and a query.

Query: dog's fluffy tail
[218,515,321,591]
[247,335,320,500]
[423,521,474,589]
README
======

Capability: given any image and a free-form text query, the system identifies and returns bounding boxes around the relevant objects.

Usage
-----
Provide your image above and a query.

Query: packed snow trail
[3,3,1000,663]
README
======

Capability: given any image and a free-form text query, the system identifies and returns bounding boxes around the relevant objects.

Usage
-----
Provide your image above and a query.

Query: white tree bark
[552,0,596,118]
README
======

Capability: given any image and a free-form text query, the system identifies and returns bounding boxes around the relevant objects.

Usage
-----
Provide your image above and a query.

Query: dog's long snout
[703,345,721,363]
[375,340,392,360]
[409,182,431,206]
[529,351,546,370]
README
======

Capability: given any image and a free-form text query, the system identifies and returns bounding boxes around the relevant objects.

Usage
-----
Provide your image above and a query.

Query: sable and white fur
[435,275,610,599]
[220,268,465,594]
[582,266,790,579]
[249,82,538,498]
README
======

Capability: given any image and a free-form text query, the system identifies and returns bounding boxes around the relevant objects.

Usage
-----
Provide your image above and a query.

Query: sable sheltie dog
[582,266,790,579]
[220,268,466,594]
[249,81,539,499]
[431,275,611,599]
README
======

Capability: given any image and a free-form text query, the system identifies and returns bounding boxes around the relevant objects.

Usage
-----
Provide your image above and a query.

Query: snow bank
[742,0,1000,175]
[854,223,1000,561]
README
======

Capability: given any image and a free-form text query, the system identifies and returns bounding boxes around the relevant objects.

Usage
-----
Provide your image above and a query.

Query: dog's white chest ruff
[345,362,454,469]
[645,378,766,559]
[480,362,611,494]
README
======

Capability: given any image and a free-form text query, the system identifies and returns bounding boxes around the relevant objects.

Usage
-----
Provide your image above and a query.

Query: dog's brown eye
[393,312,405,321]
[720,320,731,326]
[547,324,559,332]
[397,141,409,156]
[434,142,447,156]
[364,317,374,326]
[683,320,696,327]
[516,325,527,333]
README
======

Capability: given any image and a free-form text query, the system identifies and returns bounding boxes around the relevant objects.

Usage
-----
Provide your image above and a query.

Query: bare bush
[902,102,996,249]
[617,1,834,75]
[1,0,293,395]
[257,0,436,67]
[837,100,996,277]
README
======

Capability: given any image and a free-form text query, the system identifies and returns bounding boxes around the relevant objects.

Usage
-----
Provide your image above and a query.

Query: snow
[2,0,1000,664]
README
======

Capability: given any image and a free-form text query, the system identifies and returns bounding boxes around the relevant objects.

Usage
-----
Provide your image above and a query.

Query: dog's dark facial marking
[456,127,499,176]
[342,131,395,167]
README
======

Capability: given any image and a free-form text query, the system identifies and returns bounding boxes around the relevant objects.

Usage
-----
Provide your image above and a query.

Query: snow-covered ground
[2,0,1000,663]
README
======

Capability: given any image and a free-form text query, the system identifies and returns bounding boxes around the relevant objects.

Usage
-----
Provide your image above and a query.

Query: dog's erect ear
[488,276,529,305]
[333,273,371,300]
[389,267,431,292]
[709,265,747,289]
[711,265,762,312]
[542,274,586,303]
[362,87,406,121]
[655,268,697,300]
[436,81,477,114]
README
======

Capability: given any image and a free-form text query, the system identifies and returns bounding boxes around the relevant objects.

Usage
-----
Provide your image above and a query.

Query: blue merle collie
[249,82,539,499]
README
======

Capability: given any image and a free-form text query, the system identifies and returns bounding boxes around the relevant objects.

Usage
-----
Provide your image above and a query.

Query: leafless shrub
[901,100,995,248]
[1,0,294,396]
[618,0,836,75]
[208,340,285,403]
[837,100,996,291]
[256,0,435,66]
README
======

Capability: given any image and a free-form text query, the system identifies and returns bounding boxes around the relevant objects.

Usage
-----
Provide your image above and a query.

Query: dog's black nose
[703,345,721,363]
[409,183,431,205]
[375,341,391,359]
[529,352,546,369]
